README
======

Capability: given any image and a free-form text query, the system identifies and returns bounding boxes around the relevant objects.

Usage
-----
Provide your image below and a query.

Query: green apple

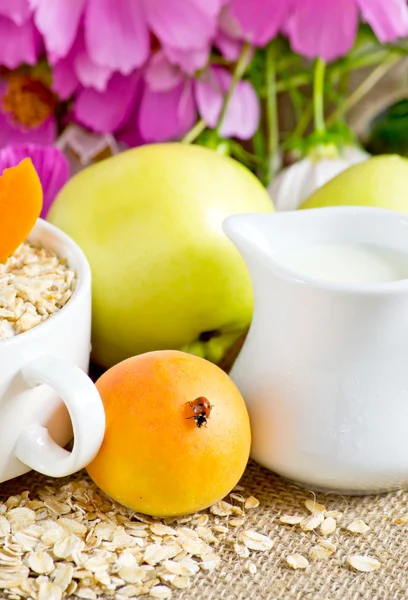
[300,155,408,210]
[48,143,273,368]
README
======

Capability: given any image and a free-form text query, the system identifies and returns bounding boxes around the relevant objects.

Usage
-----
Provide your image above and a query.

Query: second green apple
[48,143,273,368]
[301,155,408,210]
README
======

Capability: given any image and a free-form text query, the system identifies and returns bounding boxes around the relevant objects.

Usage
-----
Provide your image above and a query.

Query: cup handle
[14,355,105,478]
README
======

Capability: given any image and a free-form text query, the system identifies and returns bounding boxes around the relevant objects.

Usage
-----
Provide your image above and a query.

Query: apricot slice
[0,158,43,262]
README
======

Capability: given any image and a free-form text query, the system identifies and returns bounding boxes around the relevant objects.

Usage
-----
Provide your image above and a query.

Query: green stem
[313,58,326,135]
[215,41,252,135]
[292,104,313,140]
[181,119,206,144]
[326,54,400,127]
[266,50,387,97]
[265,43,278,186]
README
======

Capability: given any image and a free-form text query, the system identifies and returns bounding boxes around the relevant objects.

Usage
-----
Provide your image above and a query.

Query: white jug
[223,206,408,494]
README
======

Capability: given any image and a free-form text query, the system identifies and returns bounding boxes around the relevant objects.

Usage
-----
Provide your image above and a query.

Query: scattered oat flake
[247,562,257,575]
[195,526,218,544]
[181,538,211,556]
[171,576,190,589]
[325,510,343,519]
[27,551,54,574]
[279,515,303,525]
[300,513,325,531]
[51,564,73,591]
[0,517,10,537]
[304,499,326,514]
[199,553,220,571]
[309,546,331,561]
[150,523,177,536]
[53,534,84,558]
[75,587,98,599]
[57,517,87,536]
[7,507,36,530]
[44,499,71,516]
[287,554,309,570]
[320,517,336,536]
[149,584,172,598]
[234,543,250,558]
[163,558,199,576]
[210,501,234,517]
[346,520,370,534]
[229,517,245,527]
[239,530,273,551]
[318,540,336,553]
[347,555,381,572]
[229,493,246,503]
[244,496,260,509]
[212,525,228,534]
[37,582,62,600]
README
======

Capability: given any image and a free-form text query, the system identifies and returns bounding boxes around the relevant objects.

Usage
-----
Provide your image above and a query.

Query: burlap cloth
[1,459,408,600]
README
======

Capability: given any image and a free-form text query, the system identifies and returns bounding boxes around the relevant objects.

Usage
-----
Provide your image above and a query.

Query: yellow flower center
[2,75,55,128]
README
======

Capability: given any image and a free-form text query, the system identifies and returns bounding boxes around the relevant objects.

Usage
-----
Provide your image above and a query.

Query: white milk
[273,243,408,284]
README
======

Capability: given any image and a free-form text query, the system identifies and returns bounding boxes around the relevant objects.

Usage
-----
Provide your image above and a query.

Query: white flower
[269,146,369,212]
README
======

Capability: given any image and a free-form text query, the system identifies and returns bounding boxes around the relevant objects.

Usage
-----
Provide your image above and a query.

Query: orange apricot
[86,350,251,517]
[0,158,43,262]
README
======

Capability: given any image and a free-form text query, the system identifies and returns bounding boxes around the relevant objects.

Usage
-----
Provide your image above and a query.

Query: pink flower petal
[73,72,141,134]
[195,67,259,140]
[85,0,149,74]
[144,0,216,50]
[0,0,31,25]
[116,85,145,148]
[228,0,293,46]
[145,52,183,92]
[356,0,408,42]
[0,144,69,217]
[52,30,112,97]
[164,45,209,76]
[139,81,196,142]
[75,51,112,92]
[189,0,227,18]
[0,16,40,69]
[214,30,243,60]
[286,0,358,61]
[0,112,56,148]
[51,52,80,100]
[32,0,86,60]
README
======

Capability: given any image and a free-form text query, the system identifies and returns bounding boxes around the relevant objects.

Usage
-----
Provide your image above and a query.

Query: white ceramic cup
[0,219,105,484]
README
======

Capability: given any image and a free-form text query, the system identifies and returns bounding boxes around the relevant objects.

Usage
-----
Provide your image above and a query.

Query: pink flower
[31,0,225,93]
[286,0,408,61]
[0,0,40,69]
[0,144,70,217]
[0,78,57,148]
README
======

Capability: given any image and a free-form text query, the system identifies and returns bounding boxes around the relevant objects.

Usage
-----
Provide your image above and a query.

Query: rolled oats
[286,554,309,570]
[320,517,337,536]
[0,242,76,340]
[279,515,303,525]
[304,499,326,514]
[244,496,260,510]
[239,530,273,551]
[300,513,325,531]
[346,519,370,534]
[346,555,381,572]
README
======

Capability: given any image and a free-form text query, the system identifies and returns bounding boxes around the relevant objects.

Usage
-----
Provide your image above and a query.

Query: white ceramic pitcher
[223,206,408,494]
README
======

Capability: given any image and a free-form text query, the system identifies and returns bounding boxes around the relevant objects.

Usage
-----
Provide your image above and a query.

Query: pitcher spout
[222,213,276,266]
